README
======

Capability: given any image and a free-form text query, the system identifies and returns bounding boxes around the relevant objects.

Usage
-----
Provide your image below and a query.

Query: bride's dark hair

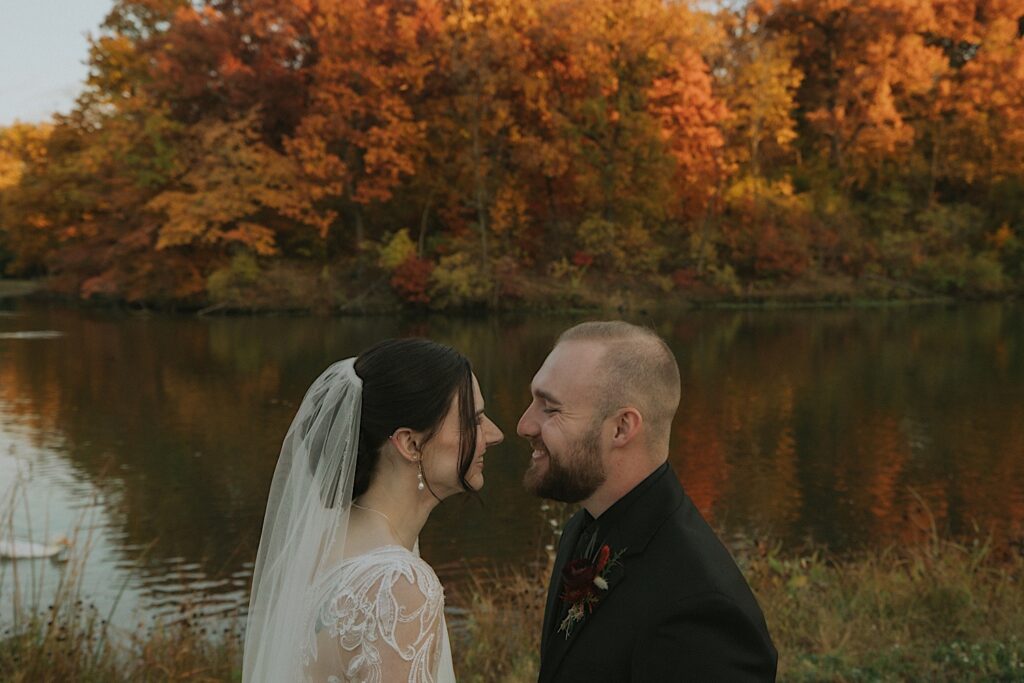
[352,338,477,498]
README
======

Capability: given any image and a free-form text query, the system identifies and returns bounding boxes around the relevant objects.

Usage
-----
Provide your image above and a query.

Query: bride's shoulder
[321,546,443,601]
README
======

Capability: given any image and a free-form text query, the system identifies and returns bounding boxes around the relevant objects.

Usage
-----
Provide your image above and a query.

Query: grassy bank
[3,533,1023,682]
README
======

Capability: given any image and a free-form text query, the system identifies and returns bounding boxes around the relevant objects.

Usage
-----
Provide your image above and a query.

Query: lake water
[1,301,1022,633]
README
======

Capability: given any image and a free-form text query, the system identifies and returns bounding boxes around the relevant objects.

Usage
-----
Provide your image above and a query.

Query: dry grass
[449,562,548,683]
[3,487,1023,681]
[446,533,1024,682]
[745,535,1024,681]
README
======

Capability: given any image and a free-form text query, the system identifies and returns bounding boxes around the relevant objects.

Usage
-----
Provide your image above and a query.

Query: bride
[243,338,504,682]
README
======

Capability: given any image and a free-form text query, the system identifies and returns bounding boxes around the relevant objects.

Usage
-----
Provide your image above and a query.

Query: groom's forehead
[533,341,606,394]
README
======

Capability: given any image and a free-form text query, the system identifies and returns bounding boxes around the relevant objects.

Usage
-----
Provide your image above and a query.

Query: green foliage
[858,184,914,237]
[576,216,665,276]
[932,639,1024,680]
[876,203,1010,296]
[207,251,261,305]
[916,203,987,245]
[428,252,493,310]
[707,263,742,295]
[206,255,346,312]
[916,251,1007,296]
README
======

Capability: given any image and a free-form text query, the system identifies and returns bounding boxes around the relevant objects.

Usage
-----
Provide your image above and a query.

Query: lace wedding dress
[243,359,457,683]
[303,546,456,683]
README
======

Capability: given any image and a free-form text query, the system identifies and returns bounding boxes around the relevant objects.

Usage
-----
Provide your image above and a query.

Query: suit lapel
[541,511,585,660]
[540,469,687,681]
[545,548,628,673]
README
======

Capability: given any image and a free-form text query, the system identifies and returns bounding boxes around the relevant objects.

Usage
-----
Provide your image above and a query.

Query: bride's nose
[484,416,504,446]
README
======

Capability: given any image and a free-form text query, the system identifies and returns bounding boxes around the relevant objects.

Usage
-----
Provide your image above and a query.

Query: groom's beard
[523,421,606,503]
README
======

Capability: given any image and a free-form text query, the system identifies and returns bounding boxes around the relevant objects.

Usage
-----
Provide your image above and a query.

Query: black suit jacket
[539,466,777,682]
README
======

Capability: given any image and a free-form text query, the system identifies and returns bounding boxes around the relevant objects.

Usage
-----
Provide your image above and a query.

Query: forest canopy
[1,0,1022,309]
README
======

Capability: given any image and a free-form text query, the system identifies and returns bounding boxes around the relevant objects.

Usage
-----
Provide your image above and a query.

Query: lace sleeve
[306,552,446,683]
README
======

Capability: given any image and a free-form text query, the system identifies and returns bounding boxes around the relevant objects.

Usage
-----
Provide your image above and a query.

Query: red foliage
[672,268,699,289]
[571,251,594,268]
[389,256,433,304]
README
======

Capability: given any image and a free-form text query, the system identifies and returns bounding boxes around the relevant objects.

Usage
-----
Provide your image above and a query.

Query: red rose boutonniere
[557,536,625,638]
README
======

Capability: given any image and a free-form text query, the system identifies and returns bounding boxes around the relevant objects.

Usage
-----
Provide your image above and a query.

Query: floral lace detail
[302,546,445,683]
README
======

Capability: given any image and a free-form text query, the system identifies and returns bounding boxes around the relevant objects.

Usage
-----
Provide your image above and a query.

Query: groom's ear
[610,407,643,447]
[389,428,422,463]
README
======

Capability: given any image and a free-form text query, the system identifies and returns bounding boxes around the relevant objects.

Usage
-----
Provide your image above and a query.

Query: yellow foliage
[0,123,51,190]
[377,229,418,270]
[719,33,803,170]
[0,150,22,191]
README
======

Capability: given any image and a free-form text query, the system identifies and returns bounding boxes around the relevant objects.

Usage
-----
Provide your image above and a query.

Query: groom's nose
[517,402,538,438]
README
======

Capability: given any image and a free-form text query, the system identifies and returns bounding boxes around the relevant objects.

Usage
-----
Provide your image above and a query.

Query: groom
[519,321,777,681]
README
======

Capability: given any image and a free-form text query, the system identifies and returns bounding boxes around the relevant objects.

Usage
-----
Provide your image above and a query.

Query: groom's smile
[518,341,609,503]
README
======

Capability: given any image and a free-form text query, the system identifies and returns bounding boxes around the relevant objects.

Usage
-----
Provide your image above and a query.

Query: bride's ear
[388,428,421,463]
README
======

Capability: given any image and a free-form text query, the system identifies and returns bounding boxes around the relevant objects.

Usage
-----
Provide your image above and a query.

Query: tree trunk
[471,101,489,262]
[418,190,434,258]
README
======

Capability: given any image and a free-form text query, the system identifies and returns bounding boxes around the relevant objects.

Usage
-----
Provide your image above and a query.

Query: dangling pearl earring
[416,459,426,491]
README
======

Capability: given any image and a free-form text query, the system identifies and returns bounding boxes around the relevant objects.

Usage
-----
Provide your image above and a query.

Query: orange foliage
[146,113,308,256]
[1,0,1022,304]
[284,0,439,241]
[769,0,949,184]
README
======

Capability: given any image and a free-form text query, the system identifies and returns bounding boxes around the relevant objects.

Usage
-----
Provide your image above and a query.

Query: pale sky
[0,0,115,126]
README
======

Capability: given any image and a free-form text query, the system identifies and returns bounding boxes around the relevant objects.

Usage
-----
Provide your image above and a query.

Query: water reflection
[0,303,1022,630]
[666,306,1024,551]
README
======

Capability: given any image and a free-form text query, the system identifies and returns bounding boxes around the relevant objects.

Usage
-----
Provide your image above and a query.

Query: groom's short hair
[557,321,681,447]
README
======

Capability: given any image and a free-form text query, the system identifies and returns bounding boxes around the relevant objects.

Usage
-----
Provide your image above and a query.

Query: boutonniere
[557,532,625,639]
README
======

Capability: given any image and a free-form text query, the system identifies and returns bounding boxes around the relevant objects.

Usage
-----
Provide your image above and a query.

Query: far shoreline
[0,279,40,300]
[1,276,1017,317]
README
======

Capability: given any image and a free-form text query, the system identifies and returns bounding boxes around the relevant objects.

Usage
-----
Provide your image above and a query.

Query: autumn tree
[523,0,730,276]
[714,6,802,176]
[8,0,199,301]
[145,111,311,258]
[147,0,315,143]
[425,0,548,266]
[285,0,441,254]
[0,123,53,274]
[768,0,948,189]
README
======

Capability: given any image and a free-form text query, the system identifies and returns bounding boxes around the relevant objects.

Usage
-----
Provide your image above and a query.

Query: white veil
[243,358,362,683]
